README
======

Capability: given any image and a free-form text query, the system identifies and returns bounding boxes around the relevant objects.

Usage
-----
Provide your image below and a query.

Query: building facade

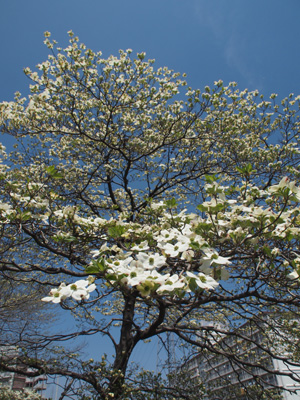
[0,346,47,397]
[180,318,300,399]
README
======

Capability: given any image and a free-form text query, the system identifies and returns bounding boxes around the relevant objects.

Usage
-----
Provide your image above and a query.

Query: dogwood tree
[0,387,43,400]
[0,31,300,399]
[0,274,53,348]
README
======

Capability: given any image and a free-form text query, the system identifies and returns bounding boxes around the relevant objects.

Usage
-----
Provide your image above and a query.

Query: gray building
[0,346,47,396]
[180,317,300,399]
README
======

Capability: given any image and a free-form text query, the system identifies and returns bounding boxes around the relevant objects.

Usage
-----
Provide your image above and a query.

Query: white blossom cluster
[42,278,96,303]
[0,387,43,400]
[40,177,300,303]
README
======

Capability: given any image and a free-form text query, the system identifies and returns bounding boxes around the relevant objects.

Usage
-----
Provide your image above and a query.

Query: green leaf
[46,165,64,179]
[236,163,255,177]
[19,211,32,222]
[63,236,77,243]
[197,203,225,213]
[262,246,272,257]
[286,232,295,242]
[194,222,212,234]
[53,235,77,243]
[215,203,226,212]
[85,265,101,274]
[245,163,253,174]
[190,240,201,250]
[165,198,177,208]
[108,225,127,238]
[188,278,197,292]
[197,204,207,212]
[205,174,218,183]
[89,258,107,273]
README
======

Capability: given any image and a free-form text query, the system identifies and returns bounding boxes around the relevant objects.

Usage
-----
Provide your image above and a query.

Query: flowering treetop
[0,31,300,399]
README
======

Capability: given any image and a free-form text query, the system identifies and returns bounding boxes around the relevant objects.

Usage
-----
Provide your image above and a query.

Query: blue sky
[1,0,300,104]
[1,0,300,396]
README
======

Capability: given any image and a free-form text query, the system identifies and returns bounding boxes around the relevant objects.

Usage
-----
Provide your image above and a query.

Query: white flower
[157,274,185,294]
[107,256,133,274]
[268,177,290,193]
[201,248,231,267]
[181,224,193,237]
[186,271,219,291]
[136,280,156,297]
[158,241,189,257]
[287,270,300,280]
[131,241,150,252]
[271,248,280,256]
[181,249,194,261]
[136,252,166,270]
[42,279,96,303]
[155,228,179,242]
[269,177,300,200]
[126,267,149,286]
[91,249,101,258]
[42,283,71,303]
[0,202,12,212]
[219,268,230,280]
[150,201,165,210]
[67,280,96,301]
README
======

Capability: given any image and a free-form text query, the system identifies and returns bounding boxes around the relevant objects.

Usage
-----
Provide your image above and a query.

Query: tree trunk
[109,292,138,399]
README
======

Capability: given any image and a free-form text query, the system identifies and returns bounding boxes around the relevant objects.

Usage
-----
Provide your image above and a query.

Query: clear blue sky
[1,0,300,396]
[1,0,300,103]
